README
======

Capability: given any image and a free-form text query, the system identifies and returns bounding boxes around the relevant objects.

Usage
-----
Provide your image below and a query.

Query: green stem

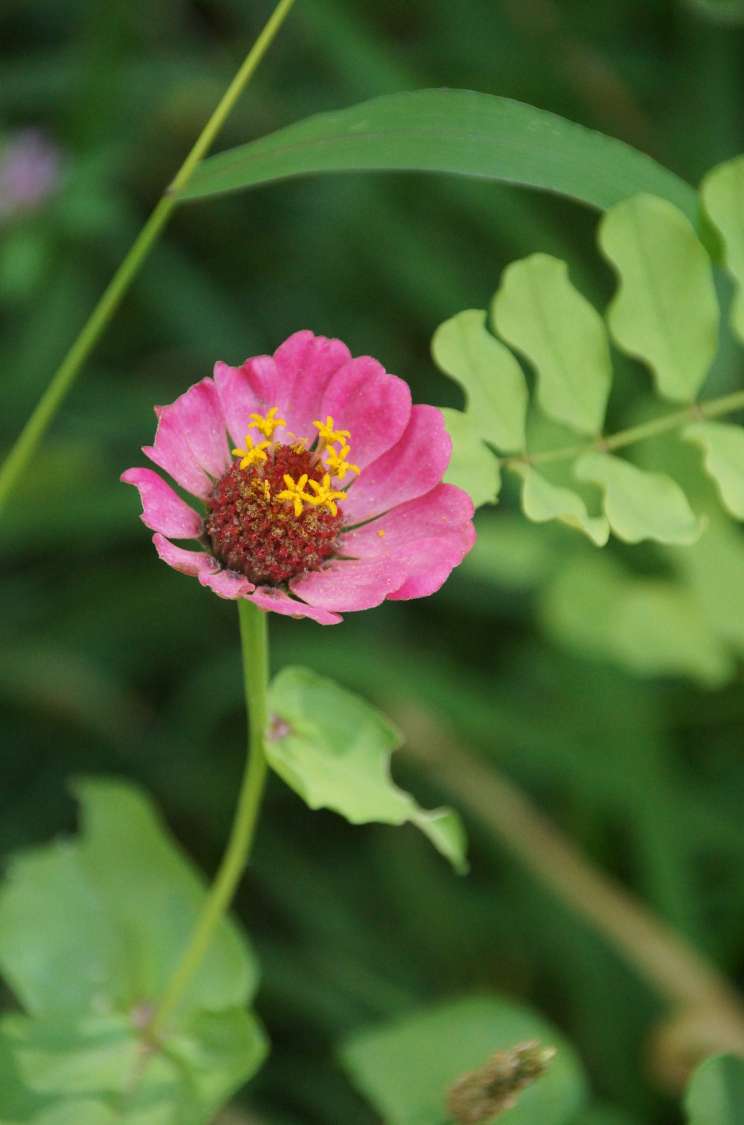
[0,0,296,515]
[503,387,744,470]
[147,600,270,1040]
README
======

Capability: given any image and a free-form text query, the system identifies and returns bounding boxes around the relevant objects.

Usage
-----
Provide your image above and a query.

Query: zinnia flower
[122,331,475,625]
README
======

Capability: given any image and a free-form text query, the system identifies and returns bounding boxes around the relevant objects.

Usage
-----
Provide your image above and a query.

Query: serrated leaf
[432,310,527,451]
[683,421,744,519]
[178,90,698,221]
[541,554,732,687]
[599,195,719,402]
[514,464,610,545]
[267,667,467,873]
[685,1053,744,1124]
[575,451,703,544]
[492,254,612,434]
[701,156,744,341]
[0,1008,266,1125]
[440,408,501,509]
[339,995,587,1125]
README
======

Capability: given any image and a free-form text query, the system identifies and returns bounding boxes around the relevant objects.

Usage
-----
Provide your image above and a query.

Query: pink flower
[122,331,475,625]
[0,130,61,221]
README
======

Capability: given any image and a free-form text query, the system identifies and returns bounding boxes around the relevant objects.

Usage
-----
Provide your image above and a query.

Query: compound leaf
[514,464,610,546]
[683,421,744,519]
[701,154,744,341]
[441,407,501,508]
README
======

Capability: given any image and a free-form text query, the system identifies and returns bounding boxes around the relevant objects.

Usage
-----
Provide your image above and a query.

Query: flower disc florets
[206,444,343,585]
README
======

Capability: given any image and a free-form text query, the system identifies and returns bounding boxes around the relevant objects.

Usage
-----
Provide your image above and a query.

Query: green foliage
[0,781,266,1122]
[685,1054,744,1123]
[684,422,744,518]
[440,408,502,508]
[178,89,698,218]
[701,156,744,341]
[267,667,467,873]
[514,465,609,546]
[339,995,588,1125]
[599,196,719,403]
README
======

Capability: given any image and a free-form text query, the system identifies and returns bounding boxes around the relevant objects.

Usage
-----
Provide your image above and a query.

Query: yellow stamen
[313,415,351,446]
[232,434,271,470]
[324,442,360,481]
[249,406,286,438]
[276,472,313,517]
[306,473,347,516]
[377,529,385,537]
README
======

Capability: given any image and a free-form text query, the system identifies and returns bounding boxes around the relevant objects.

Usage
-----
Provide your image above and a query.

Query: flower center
[206,409,358,586]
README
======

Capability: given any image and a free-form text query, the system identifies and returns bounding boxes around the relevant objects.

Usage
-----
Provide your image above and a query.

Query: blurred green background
[2,1,744,1121]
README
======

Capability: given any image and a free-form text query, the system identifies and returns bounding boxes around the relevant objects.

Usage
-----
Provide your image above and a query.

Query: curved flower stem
[147,600,270,1041]
[0,0,296,515]
[502,387,744,470]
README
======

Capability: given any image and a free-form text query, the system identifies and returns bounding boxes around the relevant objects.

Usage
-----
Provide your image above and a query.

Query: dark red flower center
[206,445,344,585]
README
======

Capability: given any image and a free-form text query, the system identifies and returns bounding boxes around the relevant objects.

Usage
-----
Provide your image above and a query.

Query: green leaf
[685,1053,744,1124]
[339,994,587,1125]
[669,511,744,657]
[599,195,719,402]
[701,156,744,340]
[0,1009,266,1125]
[683,422,744,519]
[514,464,610,546]
[432,310,527,451]
[267,667,467,873]
[492,254,612,434]
[440,408,501,509]
[178,90,697,220]
[574,451,703,544]
[31,1103,117,1125]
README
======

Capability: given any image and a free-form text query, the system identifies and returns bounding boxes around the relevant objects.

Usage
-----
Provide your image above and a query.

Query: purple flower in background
[0,130,62,221]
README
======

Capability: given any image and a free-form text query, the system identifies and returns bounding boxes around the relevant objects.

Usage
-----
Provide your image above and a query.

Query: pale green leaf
[685,1053,744,1124]
[669,512,744,656]
[541,554,732,687]
[178,90,697,221]
[514,464,610,546]
[575,451,703,544]
[492,253,612,434]
[432,310,527,451]
[599,195,719,402]
[701,155,744,341]
[440,408,501,509]
[683,421,744,519]
[339,995,587,1125]
[267,667,467,873]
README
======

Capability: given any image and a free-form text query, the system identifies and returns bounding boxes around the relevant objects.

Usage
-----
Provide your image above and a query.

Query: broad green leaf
[575,451,703,544]
[683,422,744,518]
[440,407,501,509]
[339,995,587,1125]
[267,667,467,873]
[685,1053,744,1124]
[492,254,612,434]
[178,90,697,220]
[701,156,744,340]
[0,1009,266,1125]
[541,554,732,687]
[432,310,527,451]
[599,195,719,402]
[514,464,610,546]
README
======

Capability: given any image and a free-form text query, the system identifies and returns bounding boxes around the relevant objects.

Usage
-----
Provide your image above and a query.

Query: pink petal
[272,330,351,439]
[213,359,268,448]
[153,533,219,579]
[121,467,203,539]
[143,379,230,499]
[289,557,402,612]
[199,569,255,599]
[342,405,452,524]
[246,586,342,625]
[388,527,477,600]
[319,356,411,470]
[341,483,473,558]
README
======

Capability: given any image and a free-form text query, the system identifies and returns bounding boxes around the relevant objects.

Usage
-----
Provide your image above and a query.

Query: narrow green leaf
[685,1053,744,1124]
[440,407,501,509]
[599,195,719,402]
[514,464,610,546]
[492,254,612,434]
[683,421,744,519]
[339,995,587,1125]
[432,309,527,451]
[267,667,467,873]
[701,155,744,341]
[575,451,703,544]
[178,90,697,221]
